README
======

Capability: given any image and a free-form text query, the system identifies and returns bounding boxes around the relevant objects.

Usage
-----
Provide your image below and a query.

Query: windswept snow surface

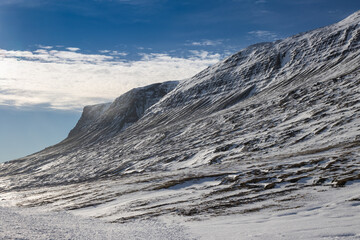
[0,183,359,239]
[184,182,360,240]
[0,207,192,240]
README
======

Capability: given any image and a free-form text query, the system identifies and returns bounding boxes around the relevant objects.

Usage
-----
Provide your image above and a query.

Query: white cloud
[0,49,113,63]
[66,47,80,52]
[110,51,128,56]
[248,30,279,41]
[188,50,221,60]
[0,48,221,111]
[187,39,223,46]
[37,45,53,49]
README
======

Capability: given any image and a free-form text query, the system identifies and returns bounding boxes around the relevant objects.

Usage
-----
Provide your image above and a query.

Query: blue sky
[1,0,360,162]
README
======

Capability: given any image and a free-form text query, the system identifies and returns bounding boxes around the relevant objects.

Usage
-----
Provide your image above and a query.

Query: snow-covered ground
[0,206,192,240]
[184,182,360,240]
[1,182,359,239]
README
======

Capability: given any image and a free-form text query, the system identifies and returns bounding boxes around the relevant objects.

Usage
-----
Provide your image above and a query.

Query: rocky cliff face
[68,103,112,138]
[0,11,360,222]
[67,81,178,141]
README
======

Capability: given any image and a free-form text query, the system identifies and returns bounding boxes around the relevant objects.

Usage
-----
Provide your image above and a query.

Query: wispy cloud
[248,30,280,41]
[0,47,221,111]
[109,51,128,56]
[37,45,53,49]
[187,39,223,46]
[188,50,221,60]
[98,50,127,56]
[0,49,113,63]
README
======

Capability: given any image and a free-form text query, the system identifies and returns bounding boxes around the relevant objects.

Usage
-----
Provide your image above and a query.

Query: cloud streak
[0,47,221,111]
[187,39,223,46]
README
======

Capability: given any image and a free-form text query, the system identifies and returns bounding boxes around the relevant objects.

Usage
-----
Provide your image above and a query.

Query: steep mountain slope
[0,11,360,223]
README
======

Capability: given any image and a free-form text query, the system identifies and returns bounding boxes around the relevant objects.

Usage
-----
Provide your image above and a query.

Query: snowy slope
[0,10,360,237]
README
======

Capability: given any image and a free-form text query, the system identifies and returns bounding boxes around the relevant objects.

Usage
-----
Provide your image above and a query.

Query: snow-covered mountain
[1,11,360,228]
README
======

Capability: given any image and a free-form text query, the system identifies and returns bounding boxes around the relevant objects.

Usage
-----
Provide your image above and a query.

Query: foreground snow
[183,182,360,240]
[0,207,192,240]
[1,183,359,239]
